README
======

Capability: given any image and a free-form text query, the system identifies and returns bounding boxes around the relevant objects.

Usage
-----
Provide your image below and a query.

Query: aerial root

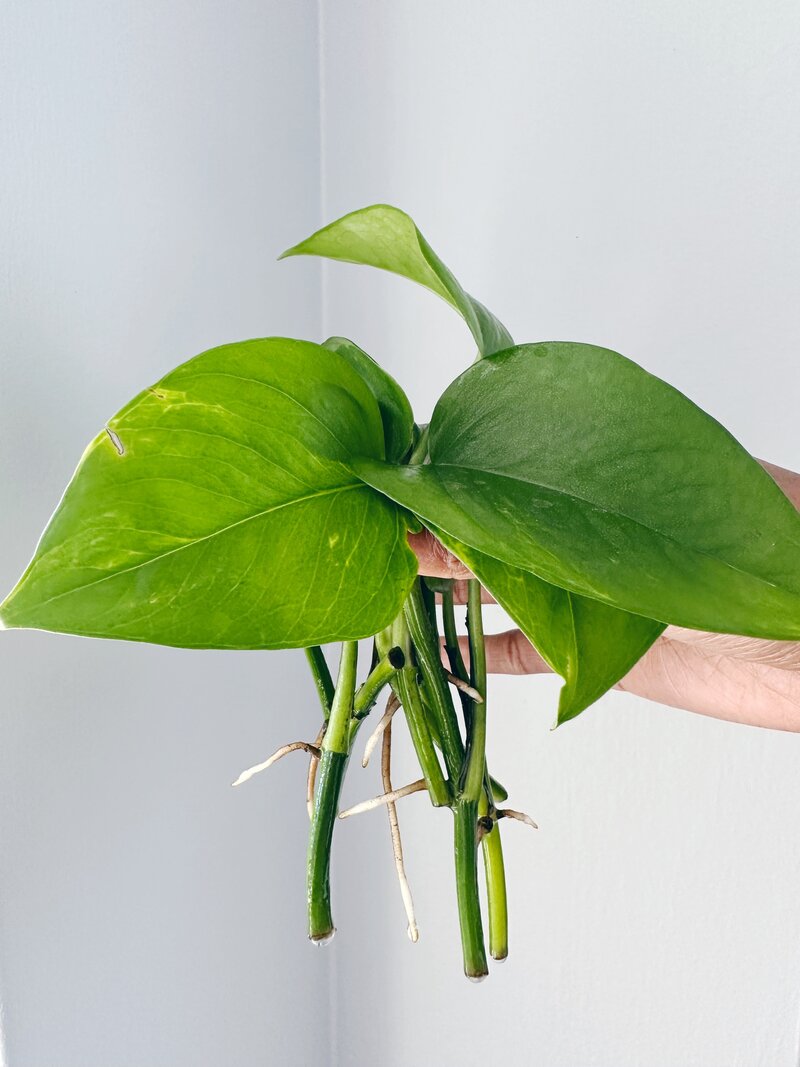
[445,672,484,703]
[382,720,419,943]
[497,808,539,830]
[232,741,321,788]
[361,692,400,768]
[338,779,428,819]
[306,724,327,820]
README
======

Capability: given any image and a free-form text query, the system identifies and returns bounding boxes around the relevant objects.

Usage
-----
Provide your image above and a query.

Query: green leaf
[0,338,417,649]
[353,342,800,640]
[282,204,513,357]
[429,525,664,724]
[322,336,414,462]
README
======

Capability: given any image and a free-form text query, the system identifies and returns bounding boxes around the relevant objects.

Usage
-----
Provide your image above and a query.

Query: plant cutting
[2,204,799,981]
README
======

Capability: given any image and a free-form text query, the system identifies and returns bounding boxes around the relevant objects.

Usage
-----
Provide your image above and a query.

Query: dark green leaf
[1,338,416,648]
[282,204,513,357]
[429,525,664,724]
[353,342,800,639]
[323,336,414,462]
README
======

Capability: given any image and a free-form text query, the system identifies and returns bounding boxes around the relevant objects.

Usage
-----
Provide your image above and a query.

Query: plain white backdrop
[2,2,800,1065]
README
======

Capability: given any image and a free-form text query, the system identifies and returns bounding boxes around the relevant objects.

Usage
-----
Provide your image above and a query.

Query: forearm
[617,629,800,731]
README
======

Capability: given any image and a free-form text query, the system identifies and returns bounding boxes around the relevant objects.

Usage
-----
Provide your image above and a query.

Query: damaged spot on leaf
[105,427,125,455]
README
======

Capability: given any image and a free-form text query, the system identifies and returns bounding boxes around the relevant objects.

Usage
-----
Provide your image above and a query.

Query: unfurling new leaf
[281,203,513,357]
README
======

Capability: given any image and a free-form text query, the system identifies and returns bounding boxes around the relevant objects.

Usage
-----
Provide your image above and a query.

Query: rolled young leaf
[354,342,800,639]
[281,204,513,357]
[428,525,664,725]
[322,336,414,462]
[0,338,417,649]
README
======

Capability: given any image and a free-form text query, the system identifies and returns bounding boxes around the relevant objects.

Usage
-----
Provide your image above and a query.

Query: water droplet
[467,973,487,983]
[310,928,336,947]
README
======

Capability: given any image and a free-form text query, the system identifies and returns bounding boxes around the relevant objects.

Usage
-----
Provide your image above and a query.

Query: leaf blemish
[328,533,340,548]
[105,427,125,456]
[148,388,166,400]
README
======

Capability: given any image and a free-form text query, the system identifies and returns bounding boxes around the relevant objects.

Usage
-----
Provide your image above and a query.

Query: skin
[411,460,800,732]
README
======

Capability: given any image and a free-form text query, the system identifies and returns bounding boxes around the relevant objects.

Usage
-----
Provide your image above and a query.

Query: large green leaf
[281,204,513,357]
[0,338,416,649]
[323,336,414,462]
[429,525,664,724]
[354,342,800,639]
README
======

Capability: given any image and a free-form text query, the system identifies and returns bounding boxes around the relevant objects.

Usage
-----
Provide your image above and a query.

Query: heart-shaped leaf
[1,338,416,648]
[282,204,513,357]
[354,342,800,639]
[429,525,664,724]
[323,336,414,462]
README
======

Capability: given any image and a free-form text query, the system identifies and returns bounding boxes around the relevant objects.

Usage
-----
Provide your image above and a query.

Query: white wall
[0,4,330,1065]
[319,3,800,1066]
[3,3,800,1066]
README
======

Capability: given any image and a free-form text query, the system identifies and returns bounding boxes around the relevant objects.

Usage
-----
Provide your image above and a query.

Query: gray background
[2,2,800,1065]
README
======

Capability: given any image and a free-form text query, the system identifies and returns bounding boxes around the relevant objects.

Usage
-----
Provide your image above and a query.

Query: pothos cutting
[3,205,799,979]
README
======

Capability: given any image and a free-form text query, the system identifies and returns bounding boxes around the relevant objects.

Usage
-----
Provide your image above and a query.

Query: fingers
[408,529,472,580]
[449,625,800,732]
[455,629,551,676]
[450,580,496,606]
[407,530,496,603]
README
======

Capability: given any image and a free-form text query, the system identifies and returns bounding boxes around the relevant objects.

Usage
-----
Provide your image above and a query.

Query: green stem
[463,580,487,802]
[393,666,452,807]
[352,647,404,721]
[323,642,358,754]
[480,792,508,961]
[453,799,488,980]
[306,748,348,942]
[306,641,358,941]
[305,645,334,718]
[388,613,451,806]
[440,581,509,803]
[441,582,472,734]
[404,580,465,782]
[441,585,468,680]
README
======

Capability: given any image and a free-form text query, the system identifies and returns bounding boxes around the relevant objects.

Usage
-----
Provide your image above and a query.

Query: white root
[338,779,428,819]
[382,720,419,943]
[361,692,400,768]
[498,808,539,830]
[306,724,327,820]
[445,672,484,703]
[231,741,321,787]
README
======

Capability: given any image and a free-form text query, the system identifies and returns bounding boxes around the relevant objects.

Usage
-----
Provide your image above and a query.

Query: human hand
[410,459,800,732]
